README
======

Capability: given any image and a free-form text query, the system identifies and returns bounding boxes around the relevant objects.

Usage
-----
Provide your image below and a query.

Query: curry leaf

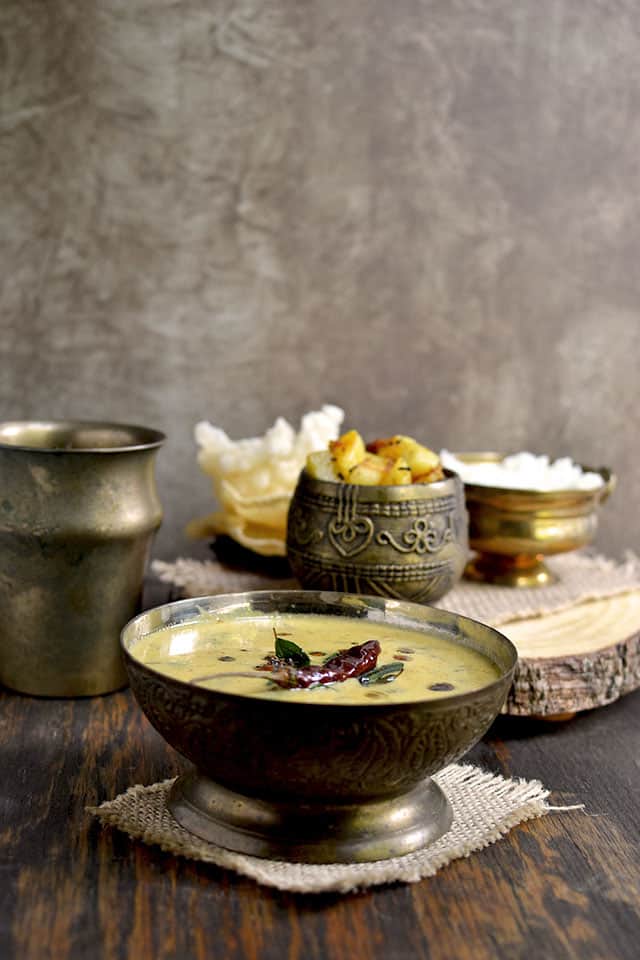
[359,662,404,685]
[274,633,310,667]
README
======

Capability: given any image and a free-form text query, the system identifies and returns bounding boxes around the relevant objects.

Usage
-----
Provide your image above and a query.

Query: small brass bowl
[285,469,468,603]
[122,590,516,863]
[457,453,615,588]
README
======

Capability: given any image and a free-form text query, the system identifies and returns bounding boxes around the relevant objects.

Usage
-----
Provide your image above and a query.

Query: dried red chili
[267,639,381,689]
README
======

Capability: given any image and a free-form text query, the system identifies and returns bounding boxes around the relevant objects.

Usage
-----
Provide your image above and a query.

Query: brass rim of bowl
[300,466,460,492]
[121,589,518,712]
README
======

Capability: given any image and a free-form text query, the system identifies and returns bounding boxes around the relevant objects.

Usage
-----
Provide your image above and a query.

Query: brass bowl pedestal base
[168,772,453,864]
[465,552,557,588]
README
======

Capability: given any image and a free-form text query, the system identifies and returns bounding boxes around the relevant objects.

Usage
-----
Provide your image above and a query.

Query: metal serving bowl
[286,469,468,603]
[457,453,615,587]
[122,590,516,863]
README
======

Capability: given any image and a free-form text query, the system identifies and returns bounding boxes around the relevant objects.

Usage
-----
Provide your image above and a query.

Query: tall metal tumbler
[0,420,165,696]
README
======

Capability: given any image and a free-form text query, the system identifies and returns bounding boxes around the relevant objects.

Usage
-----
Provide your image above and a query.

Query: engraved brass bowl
[122,590,516,864]
[457,453,615,588]
[286,469,468,603]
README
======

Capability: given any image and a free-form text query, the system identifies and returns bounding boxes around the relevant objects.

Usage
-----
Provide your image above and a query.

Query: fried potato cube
[381,456,413,485]
[412,464,445,483]
[328,430,367,479]
[367,435,442,483]
[306,450,339,481]
[307,431,440,486]
[349,453,412,486]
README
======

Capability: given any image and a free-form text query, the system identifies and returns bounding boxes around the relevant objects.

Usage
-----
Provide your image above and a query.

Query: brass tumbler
[0,420,164,696]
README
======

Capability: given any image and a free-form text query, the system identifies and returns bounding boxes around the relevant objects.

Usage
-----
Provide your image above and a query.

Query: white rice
[440,450,604,492]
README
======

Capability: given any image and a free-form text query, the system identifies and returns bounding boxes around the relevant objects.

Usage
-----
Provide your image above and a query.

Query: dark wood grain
[1,582,639,960]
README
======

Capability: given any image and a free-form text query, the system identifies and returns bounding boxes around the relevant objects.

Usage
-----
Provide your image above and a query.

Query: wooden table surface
[1,580,640,960]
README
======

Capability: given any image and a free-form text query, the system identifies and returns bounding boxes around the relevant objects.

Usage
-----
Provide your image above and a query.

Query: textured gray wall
[2,0,638,561]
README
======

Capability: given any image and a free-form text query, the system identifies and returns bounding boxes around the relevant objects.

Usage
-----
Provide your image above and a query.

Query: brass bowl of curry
[122,590,516,863]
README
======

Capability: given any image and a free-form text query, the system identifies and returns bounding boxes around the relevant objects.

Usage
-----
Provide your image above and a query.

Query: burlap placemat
[89,764,569,894]
[151,550,640,627]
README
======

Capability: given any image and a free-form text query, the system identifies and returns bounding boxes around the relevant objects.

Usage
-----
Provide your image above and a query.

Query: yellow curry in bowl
[130,612,500,706]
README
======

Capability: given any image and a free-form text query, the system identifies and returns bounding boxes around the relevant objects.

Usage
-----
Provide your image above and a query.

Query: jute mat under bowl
[151,550,640,627]
[88,764,567,894]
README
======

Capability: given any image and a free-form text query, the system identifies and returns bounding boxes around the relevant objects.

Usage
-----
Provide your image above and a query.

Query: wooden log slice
[500,591,640,717]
